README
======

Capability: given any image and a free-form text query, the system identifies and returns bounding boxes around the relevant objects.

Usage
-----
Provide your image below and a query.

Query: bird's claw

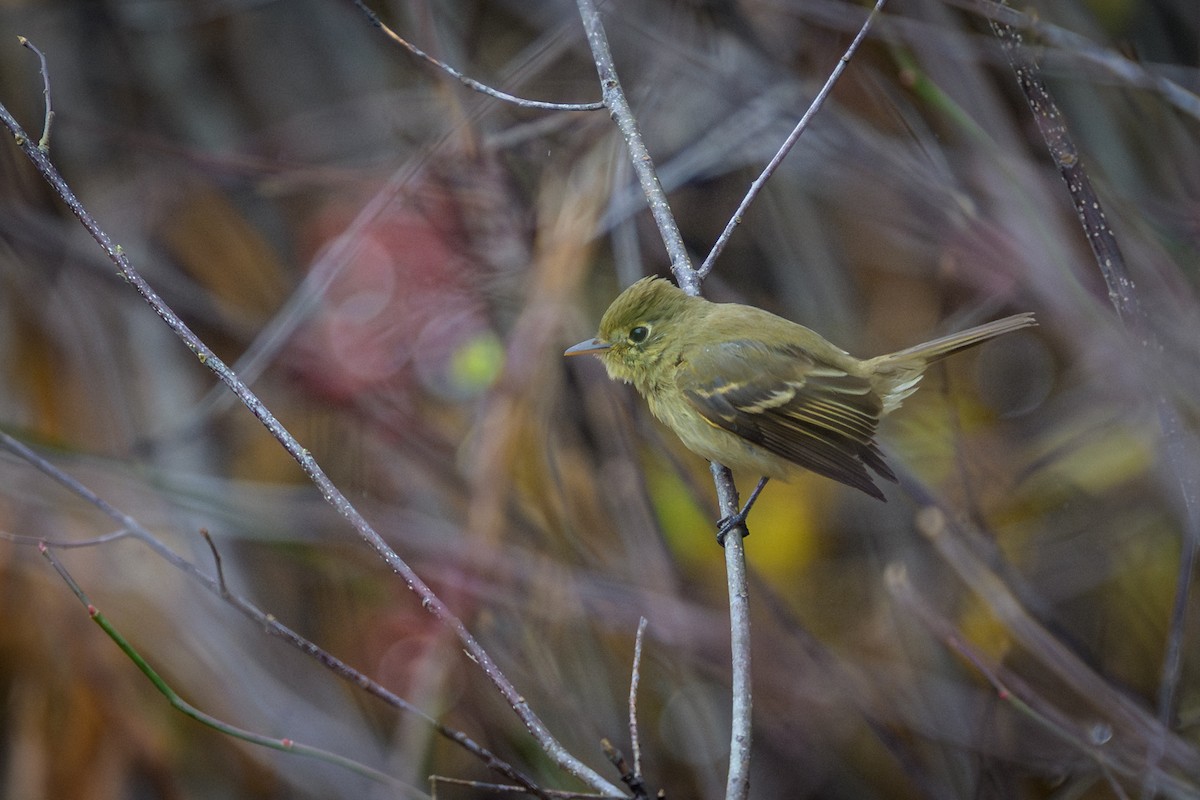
[714,476,770,547]
[716,510,749,546]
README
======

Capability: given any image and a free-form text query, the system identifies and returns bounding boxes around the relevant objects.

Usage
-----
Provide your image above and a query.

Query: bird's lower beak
[564,338,611,357]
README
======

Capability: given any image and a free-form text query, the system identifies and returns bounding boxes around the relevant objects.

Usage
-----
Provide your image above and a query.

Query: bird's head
[565,276,697,392]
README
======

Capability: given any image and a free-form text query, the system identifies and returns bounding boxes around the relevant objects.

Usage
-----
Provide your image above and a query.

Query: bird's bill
[563,338,611,357]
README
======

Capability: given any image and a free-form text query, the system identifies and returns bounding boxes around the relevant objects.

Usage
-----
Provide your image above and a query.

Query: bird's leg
[716,476,770,546]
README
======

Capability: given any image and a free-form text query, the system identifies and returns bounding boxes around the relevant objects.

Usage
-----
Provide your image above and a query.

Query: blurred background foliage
[0,0,1198,798]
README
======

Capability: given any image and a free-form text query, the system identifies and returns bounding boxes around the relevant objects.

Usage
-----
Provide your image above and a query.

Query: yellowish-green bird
[565,276,1035,519]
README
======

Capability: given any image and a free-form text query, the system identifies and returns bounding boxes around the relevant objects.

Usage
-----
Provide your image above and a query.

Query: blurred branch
[964,0,1200,122]
[0,91,621,798]
[986,13,1200,795]
[914,506,1200,785]
[698,0,887,278]
[886,562,1187,800]
[352,0,603,112]
[38,543,425,797]
[0,432,553,799]
[752,568,958,800]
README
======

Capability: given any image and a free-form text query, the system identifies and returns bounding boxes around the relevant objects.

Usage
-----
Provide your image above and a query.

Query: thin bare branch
[0,432,552,798]
[16,36,53,150]
[430,775,625,799]
[574,0,697,294]
[573,4,754,797]
[0,100,620,798]
[628,617,648,779]
[698,0,888,278]
[199,528,229,597]
[352,0,603,112]
[716,464,753,800]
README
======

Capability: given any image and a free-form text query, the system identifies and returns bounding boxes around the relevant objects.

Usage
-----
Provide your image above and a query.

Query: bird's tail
[880,312,1037,365]
[866,312,1037,415]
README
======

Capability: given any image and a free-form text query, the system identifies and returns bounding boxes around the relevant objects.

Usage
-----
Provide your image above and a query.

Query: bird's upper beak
[564,337,611,357]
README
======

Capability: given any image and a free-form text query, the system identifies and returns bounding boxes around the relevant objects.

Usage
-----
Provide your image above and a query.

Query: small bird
[565,277,1035,527]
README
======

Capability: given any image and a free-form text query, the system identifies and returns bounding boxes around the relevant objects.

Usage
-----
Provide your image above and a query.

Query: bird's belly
[647,395,794,479]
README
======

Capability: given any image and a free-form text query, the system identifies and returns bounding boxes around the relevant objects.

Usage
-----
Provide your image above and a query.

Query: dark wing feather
[678,340,897,499]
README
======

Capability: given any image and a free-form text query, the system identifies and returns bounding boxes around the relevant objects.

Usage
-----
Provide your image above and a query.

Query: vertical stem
[575,0,698,294]
[716,466,754,800]
[574,4,753,796]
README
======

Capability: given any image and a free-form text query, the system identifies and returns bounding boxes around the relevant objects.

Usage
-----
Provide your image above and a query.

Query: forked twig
[572,3,750,797]
[574,3,885,797]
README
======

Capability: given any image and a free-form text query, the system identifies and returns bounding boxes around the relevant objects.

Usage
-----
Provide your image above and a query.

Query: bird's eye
[629,325,650,344]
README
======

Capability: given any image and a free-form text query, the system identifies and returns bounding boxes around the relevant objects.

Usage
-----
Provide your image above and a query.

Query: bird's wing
[677,340,896,499]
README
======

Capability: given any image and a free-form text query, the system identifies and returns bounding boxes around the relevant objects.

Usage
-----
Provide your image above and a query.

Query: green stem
[38,543,425,798]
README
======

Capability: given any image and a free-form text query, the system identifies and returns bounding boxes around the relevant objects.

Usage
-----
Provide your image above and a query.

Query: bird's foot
[715,476,770,546]
[716,509,749,546]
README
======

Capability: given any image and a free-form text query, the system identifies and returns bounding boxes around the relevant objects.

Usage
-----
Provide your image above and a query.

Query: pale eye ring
[629,325,650,344]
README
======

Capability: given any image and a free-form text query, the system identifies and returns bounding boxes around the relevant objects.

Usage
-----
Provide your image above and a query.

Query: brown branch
[430,775,625,799]
[601,740,650,800]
